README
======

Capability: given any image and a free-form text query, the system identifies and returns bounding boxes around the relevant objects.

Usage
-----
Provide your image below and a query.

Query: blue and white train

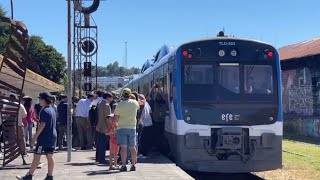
[124,36,282,173]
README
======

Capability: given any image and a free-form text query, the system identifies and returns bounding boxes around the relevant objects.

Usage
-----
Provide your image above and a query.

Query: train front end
[168,37,282,173]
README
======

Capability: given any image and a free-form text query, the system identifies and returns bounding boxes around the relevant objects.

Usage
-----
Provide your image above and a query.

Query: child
[106,114,119,170]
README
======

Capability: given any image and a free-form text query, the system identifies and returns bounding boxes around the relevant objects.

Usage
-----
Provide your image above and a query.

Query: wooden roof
[0,54,64,97]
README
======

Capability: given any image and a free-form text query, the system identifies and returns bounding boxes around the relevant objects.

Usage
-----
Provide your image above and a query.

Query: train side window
[154,51,160,62]
[169,73,173,102]
[164,63,169,74]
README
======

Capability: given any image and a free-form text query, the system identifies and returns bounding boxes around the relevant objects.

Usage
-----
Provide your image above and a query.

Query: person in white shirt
[75,94,94,150]
[138,94,154,156]
[0,98,9,156]
[9,94,28,155]
[92,90,103,106]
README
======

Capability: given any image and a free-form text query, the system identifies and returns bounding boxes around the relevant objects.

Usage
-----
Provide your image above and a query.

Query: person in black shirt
[17,92,57,180]
[57,94,68,150]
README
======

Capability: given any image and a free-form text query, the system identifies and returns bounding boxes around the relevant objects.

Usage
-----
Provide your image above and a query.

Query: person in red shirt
[106,114,119,170]
[22,96,38,149]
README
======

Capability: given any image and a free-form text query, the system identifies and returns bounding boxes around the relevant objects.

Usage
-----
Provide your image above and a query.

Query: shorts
[34,145,54,155]
[109,136,119,155]
[116,128,136,147]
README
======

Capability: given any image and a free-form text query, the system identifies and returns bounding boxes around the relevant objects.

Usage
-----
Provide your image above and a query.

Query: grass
[256,139,320,180]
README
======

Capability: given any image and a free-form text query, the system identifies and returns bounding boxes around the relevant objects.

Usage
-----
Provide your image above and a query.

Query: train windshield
[183,62,275,102]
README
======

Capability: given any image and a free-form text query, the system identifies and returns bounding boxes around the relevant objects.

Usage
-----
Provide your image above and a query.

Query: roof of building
[0,54,64,97]
[279,37,320,61]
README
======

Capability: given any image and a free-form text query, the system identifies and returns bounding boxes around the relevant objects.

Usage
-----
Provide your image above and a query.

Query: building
[279,37,320,138]
[92,77,125,88]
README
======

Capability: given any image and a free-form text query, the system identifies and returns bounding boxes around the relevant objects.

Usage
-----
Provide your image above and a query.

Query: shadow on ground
[84,170,120,176]
[188,171,265,180]
[65,162,96,166]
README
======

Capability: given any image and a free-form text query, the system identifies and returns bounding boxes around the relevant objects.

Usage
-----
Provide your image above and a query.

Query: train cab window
[244,65,273,94]
[218,63,240,94]
[184,65,213,84]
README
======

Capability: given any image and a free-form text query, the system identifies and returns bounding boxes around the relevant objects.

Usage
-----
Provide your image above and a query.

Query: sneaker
[130,165,136,171]
[119,165,127,172]
[109,165,118,170]
[16,174,33,180]
[44,174,53,180]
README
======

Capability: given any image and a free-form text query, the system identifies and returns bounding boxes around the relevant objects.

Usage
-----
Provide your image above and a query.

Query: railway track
[187,171,265,180]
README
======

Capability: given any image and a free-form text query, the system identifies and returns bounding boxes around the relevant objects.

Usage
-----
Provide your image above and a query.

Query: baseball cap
[38,92,52,101]
[122,88,131,97]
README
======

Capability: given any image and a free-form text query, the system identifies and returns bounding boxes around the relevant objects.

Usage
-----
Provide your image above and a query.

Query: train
[124,34,282,173]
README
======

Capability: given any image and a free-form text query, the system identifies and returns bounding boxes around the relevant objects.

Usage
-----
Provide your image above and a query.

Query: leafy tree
[0,5,10,54]
[27,36,66,83]
[95,61,140,77]
[0,6,66,83]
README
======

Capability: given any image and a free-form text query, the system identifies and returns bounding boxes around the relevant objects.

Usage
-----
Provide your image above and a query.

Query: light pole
[67,0,72,162]
[10,0,13,19]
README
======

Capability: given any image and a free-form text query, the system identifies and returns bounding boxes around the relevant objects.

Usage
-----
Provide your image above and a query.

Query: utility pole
[67,0,72,162]
[10,0,13,19]
[125,42,128,68]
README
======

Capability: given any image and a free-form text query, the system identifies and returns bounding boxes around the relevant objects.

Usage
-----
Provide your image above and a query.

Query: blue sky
[1,0,319,68]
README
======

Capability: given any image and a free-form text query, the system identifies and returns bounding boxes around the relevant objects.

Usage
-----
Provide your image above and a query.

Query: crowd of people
[0,85,168,180]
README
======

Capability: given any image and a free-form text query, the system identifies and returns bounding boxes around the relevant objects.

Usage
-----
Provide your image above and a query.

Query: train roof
[180,37,274,47]
[124,37,276,88]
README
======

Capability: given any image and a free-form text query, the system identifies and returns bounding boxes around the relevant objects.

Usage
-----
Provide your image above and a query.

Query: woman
[22,96,38,148]
[138,94,153,157]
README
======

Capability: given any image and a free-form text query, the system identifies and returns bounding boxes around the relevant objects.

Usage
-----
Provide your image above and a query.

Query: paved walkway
[0,150,193,180]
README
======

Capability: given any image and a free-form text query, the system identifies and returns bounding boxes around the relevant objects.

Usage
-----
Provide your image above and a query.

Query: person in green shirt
[114,88,139,172]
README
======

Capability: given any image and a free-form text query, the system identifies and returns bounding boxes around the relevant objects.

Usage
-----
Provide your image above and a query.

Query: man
[114,88,140,172]
[9,94,28,156]
[17,92,57,180]
[57,94,68,150]
[245,76,271,94]
[72,96,80,148]
[0,97,9,157]
[75,94,94,150]
[95,92,113,164]
[89,91,103,148]
[92,90,103,106]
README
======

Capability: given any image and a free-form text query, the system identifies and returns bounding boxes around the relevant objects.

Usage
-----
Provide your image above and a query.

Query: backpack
[89,105,98,127]
[89,99,103,127]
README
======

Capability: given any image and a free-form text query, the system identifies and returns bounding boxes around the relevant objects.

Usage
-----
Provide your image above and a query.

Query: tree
[27,36,66,83]
[0,6,66,83]
[95,61,140,77]
[0,5,10,54]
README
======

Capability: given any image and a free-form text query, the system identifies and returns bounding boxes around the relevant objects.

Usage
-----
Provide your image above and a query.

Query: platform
[0,150,193,180]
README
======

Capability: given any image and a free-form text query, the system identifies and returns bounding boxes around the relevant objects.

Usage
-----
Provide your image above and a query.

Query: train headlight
[269,117,274,121]
[186,116,191,121]
[231,50,237,56]
[185,109,189,113]
[218,50,225,57]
